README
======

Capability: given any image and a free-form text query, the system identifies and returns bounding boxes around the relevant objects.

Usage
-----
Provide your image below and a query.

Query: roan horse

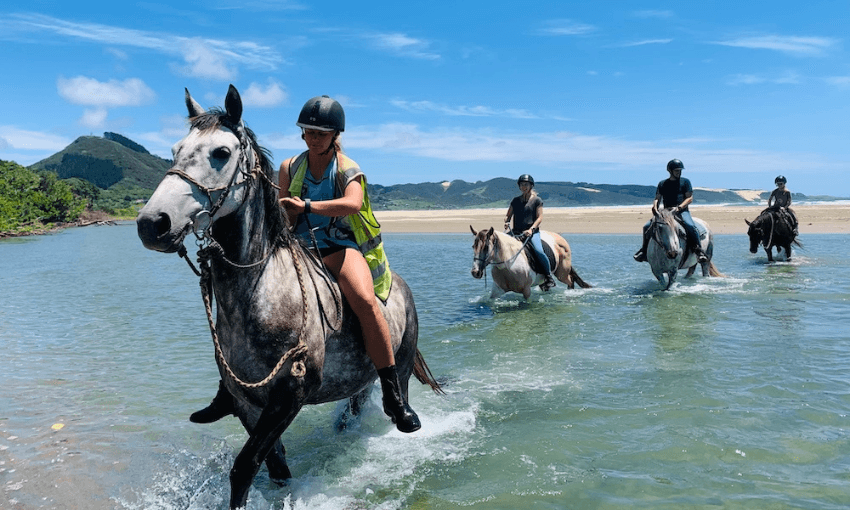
[469,226,591,299]
[646,208,723,290]
[136,85,442,509]
[745,208,801,262]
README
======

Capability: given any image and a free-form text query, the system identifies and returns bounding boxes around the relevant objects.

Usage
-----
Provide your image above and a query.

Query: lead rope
[185,238,309,389]
[765,212,775,249]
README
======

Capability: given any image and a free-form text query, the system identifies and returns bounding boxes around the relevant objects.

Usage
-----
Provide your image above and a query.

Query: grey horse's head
[137,85,278,253]
[653,209,681,260]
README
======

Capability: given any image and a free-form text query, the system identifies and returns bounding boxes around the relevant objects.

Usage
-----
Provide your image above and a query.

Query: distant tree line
[0,160,87,235]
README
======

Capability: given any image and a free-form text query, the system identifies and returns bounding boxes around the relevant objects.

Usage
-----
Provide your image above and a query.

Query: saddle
[523,238,556,275]
[671,215,707,267]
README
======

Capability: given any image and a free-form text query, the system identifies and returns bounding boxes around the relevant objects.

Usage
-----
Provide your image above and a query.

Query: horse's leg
[265,439,291,483]
[666,269,677,290]
[230,387,303,510]
[685,265,696,278]
[765,246,774,262]
[335,386,371,432]
[236,414,292,483]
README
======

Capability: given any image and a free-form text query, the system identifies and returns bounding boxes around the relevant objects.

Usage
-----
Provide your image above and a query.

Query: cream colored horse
[470,226,591,299]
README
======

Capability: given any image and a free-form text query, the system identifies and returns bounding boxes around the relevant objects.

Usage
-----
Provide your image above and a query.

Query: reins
[172,131,313,388]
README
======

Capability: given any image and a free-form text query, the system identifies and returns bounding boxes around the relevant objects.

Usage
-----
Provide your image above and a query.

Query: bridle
[168,125,313,389]
[166,123,262,243]
[648,213,678,252]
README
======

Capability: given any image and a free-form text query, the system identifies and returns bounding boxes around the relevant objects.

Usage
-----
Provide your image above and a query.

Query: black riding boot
[540,273,556,291]
[190,380,234,424]
[633,234,650,262]
[377,365,421,433]
[692,245,708,263]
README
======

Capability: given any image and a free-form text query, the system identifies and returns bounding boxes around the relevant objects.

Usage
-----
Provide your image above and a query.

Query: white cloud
[390,100,537,119]
[0,126,71,151]
[537,19,596,36]
[714,35,838,56]
[621,39,673,47]
[241,80,288,107]
[368,32,440,60]
[176,38,235,80]
[10,13,282,80]
[57,76,156,107]
[80,108,109,129]
[825,76,850,86]
[331,124,812,177]
[726,71,800,86]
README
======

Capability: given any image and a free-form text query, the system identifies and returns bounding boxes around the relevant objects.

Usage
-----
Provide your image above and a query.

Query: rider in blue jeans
[633,159,708,263]
[505,174,556,291]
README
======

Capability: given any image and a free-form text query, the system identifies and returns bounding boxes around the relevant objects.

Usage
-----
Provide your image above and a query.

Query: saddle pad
[524,240,556,274]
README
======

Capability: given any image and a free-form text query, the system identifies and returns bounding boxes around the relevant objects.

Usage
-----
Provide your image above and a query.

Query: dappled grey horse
[136,85,441,510]
[646,208,723,290]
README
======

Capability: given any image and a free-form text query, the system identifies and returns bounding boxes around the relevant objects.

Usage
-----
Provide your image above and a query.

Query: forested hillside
[0,160,86,236]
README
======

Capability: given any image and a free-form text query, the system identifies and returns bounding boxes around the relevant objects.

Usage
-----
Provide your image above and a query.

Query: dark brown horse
[746,209,801,262]
[136,85,442,509]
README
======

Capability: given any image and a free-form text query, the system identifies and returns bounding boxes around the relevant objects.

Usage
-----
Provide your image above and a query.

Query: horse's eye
[212,147,231,160]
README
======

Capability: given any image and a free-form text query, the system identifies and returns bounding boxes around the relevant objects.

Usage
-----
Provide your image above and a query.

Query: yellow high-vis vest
[288,151,392,302]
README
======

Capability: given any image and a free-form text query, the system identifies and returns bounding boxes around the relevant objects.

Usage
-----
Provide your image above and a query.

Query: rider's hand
[672,206,679,213]
[280,196,305,213]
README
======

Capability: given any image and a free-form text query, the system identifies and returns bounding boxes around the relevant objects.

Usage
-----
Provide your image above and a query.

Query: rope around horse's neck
[489,233,532,268]
[199,240,309,388]
[765,212,775,248]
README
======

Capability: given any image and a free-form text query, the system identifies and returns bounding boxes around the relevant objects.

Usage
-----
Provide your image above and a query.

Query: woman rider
[190,95,421,433]
[767,175,798,235]
[504,174,556,291]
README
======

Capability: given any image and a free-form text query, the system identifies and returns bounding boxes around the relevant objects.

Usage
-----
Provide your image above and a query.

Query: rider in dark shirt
[504,174,556,291]
[767,175,799,235]
[634,159,707,263]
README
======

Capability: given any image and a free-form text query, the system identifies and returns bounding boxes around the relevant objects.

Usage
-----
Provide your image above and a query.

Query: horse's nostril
[137,211,172,247]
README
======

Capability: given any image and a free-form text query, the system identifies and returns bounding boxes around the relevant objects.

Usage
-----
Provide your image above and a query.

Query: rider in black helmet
[190,95,422,433]
[633,159,708,263]
[504,174,556,291]
[767,175,798,235]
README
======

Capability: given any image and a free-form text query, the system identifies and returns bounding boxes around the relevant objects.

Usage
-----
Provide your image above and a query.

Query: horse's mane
[656,208,678,229]
[190,109,291,247]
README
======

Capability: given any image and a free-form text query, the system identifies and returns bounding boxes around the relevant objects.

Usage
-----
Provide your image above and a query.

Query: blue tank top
[292,157,358,251]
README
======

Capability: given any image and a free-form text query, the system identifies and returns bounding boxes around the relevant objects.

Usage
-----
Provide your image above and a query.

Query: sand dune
[377,204,850,235]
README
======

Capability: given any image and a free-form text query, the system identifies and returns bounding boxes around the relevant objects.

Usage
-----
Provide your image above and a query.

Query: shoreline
[376,204,850,235]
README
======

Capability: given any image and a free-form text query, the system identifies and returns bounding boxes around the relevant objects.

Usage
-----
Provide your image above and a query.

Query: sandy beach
[377,203,850,235]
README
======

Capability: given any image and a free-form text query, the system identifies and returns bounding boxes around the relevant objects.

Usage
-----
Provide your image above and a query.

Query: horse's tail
[413,349,445,395]
[570,267,592,288]
[708,261,725,278]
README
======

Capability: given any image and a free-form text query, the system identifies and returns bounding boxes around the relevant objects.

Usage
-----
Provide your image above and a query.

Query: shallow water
[1,224,848,509]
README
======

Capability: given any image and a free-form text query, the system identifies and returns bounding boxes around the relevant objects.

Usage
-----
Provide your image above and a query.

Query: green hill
[29,133,170,190]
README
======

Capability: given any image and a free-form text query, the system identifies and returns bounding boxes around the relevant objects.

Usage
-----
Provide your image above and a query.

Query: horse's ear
[745,219,751,226]
[470,225,477,236]
[185,88,205,118]
[224,84,243,125]
[487,227,494,237]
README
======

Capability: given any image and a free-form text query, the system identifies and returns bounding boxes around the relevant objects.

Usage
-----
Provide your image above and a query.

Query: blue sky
[1,1,848,196]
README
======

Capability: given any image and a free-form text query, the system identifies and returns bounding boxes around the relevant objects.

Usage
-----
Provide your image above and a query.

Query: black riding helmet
[775,175,787,184]
[667,159,685,172]
[296,95,345,132]
[517,174,535,186]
